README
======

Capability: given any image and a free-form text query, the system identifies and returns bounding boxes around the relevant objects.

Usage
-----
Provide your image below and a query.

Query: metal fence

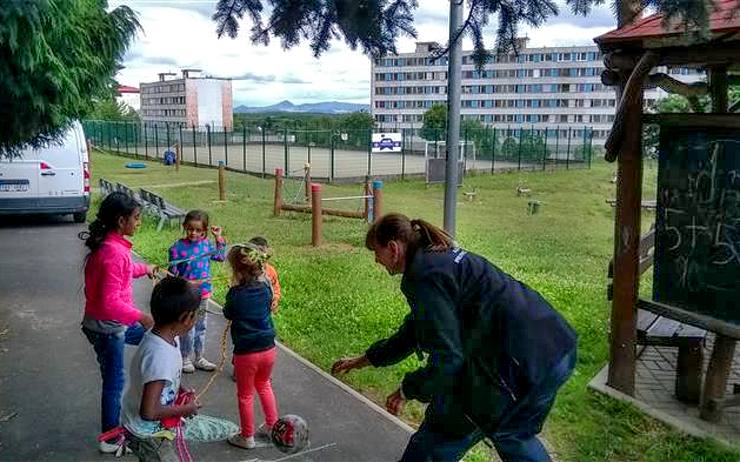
[82,120,594,183]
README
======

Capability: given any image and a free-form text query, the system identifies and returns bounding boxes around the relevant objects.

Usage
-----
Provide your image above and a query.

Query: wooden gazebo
[594,0,740,422]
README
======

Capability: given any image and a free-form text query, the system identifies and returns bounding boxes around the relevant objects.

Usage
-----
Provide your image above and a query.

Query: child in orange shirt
[248,236,281,313]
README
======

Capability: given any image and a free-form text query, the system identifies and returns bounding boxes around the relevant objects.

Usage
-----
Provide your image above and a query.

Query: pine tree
[0,0,139,155]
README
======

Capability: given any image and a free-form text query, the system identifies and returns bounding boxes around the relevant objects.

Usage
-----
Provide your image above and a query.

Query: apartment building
[140,69,233,130]
[371,40,701,145]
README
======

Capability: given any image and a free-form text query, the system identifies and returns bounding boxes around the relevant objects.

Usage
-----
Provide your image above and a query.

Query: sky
[111,0,615,107]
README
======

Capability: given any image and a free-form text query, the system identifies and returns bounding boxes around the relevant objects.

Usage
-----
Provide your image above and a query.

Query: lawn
[90,150,739,462]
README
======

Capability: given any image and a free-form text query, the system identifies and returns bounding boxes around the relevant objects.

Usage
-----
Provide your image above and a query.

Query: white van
[0,121,90,222]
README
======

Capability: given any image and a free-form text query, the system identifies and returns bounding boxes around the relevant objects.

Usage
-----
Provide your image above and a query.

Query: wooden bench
[115,182,137,200]
[99,178,114,196]
[139,188,185,231]
[606,198,657,210]
[608,225,707,404]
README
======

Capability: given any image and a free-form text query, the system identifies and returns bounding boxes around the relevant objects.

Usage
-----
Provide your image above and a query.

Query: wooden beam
[602,44,740,70]
[637,299,740,339]
[605,51,659,162]
[647,73,707,101]
[607,84,645,396]
[709,66,729,113]
[643,113,740,128]
[281,202,366,219]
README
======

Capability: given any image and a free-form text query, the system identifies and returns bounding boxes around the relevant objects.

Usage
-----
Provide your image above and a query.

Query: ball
[271,414,309,454]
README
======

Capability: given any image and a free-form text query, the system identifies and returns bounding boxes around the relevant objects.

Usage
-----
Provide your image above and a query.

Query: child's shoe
[182,358,195,374]
[228,434,256,449]
[255,423,272,440]
[98,438,123,454]
[194,356,216,371]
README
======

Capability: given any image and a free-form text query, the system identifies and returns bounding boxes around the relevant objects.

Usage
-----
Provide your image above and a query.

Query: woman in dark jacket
[331,213,577,462]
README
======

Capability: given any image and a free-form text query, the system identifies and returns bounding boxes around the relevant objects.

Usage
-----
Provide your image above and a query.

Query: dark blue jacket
[365,247,577,432]
[223,279,275,354]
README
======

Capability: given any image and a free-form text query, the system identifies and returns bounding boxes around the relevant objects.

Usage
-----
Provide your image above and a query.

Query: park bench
[606,198,657,210]
[138,188,185,231]
[115,182,137,200]
[607,225,707,404]
[99,178,115,196]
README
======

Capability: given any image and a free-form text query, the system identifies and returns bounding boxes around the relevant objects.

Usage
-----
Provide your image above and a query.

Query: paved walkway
[0,216,411,461]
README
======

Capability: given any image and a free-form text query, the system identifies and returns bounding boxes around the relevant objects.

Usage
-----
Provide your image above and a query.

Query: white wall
[195,80,224,128]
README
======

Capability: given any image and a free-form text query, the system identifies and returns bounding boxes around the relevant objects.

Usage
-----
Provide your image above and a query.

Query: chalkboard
[654,121,740,326]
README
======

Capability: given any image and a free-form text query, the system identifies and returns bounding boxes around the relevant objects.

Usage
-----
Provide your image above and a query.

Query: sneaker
[228,434,256,449]
[194,357,216,371]
[98,439,122,454]
[182,358,195,374]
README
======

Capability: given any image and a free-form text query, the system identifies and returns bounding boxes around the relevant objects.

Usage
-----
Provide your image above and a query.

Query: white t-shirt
[122,330,182,437]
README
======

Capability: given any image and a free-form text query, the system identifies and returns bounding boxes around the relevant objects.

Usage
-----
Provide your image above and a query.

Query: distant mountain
[234,100,369,114]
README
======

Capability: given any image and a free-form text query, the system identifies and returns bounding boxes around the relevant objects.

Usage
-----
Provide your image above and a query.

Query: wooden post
[273,168,283,216]
[175,142,181,172]
[311,183,322,247]
[218,160,226,201]
[372,180,383,223]
[304,163,311,201]
[700,65,735,422]
[607,88,645,396]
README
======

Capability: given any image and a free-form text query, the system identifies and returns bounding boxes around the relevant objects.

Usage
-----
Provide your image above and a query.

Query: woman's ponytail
[79,192,140,253]
[366,213,453,252]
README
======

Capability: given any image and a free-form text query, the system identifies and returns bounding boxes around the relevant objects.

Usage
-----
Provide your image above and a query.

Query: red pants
[233,347,279,437]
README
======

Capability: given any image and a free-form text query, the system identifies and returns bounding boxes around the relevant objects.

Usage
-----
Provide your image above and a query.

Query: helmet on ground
[271,414,309,454]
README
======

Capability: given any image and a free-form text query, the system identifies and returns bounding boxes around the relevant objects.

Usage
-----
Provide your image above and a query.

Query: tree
[338,111,375,131]
[420,104,447,141]
[213,0,715,69]
[0,1,139,155]
[89,98,139,122]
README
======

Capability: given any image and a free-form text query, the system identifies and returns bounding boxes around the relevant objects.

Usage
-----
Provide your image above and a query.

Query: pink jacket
[84,232,148,325]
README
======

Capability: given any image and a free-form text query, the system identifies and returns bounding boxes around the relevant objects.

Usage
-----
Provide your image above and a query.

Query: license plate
[0,180,30,192]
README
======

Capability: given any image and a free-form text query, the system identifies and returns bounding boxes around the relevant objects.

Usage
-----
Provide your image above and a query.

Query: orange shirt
[265,263,281,306]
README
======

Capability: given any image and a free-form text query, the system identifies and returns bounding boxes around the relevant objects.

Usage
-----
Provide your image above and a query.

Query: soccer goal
[424,140,477,184]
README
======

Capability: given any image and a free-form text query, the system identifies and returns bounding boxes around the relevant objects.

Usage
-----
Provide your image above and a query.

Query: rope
[196,317,231,401]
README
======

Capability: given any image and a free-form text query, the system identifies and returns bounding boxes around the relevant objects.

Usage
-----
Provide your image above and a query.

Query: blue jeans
[180,301,208,359]
[82,323,145,433]
[400,350,576,462]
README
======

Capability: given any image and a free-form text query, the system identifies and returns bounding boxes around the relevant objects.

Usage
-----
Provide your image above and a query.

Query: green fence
[82,120,594,182]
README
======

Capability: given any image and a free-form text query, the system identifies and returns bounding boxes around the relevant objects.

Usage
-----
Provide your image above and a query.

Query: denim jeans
[399,349,577,462]
[82,322,146,433]
[180,300,208,359]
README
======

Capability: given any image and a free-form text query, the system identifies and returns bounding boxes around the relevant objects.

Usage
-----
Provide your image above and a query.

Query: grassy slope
[91,151,739,462]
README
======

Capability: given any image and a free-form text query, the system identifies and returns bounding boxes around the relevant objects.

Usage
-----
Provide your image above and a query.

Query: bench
[607,225,707,404]
[115,182,137,200]
[99,178,115,196]
[139,188,185,231]
[606,198,657,210]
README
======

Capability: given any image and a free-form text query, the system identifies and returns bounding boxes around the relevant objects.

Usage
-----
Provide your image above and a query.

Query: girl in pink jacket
[80,192,156,453]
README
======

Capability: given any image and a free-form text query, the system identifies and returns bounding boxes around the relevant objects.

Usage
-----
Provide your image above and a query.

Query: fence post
[218,160,226,201]
[401,129,406,180]
[304,163,312,201]
[261,127,267,178]
[588,128,594,169]
[517,128,523,171]
[192,124,198,167]
[311,183,322,247]
[207,125,212,166]
[372,180,383,222]
[542,127,548,171]
[283,127,289,173]
[273,168,283,216]
[364,175,371,221]
[165,122,171,155]
[307,130,312,166]
[154,122,159,158]
[124,121,129,154]
[555,125,560,165]
[367,128,373,177]
[330,133,335,182]
[224,126,229,167]
[242,124,247,172]
[143,123,149,159]
[491,127,497,173]
[566,127,572,169]
[175,142,181,172]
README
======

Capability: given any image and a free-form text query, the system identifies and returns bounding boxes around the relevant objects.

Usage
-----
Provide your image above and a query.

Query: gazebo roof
[595,0,740,51]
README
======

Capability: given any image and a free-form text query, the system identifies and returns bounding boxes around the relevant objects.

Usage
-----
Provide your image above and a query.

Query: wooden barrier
[273,168,384,245]
[175,142,181,172]
[218,160,226,201]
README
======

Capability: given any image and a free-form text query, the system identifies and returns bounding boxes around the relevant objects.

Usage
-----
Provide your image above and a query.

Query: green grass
[90,151,739,462]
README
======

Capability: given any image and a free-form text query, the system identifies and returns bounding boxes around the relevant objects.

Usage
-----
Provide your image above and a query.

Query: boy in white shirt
[122,276,201,461]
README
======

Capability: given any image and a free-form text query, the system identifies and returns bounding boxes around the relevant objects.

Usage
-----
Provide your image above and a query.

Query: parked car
[0,121,90,222]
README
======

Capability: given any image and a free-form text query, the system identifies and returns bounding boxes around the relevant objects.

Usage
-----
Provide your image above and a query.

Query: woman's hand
[385,388,406,416]
[211,226,223,238]
[330,355,370,376]
[139,313,154,329]
[146,264,158,278]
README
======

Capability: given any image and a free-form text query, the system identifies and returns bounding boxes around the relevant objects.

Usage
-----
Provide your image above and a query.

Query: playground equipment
[273,167,383,246]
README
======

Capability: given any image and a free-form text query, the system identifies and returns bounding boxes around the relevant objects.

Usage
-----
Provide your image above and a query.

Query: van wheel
[73,212,87,223]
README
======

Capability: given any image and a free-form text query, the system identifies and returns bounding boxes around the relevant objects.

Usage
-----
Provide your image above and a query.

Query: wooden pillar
[372,180,384,223]
[311,183,322,247]
[175,142,181,172]
[607,93,644,396]
[274,168,284,216]
[364,175,371,222]
[700,65,735,422]
[218,160,226,201]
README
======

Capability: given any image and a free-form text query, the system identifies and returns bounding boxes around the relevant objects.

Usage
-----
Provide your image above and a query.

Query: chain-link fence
[82,120,594,183]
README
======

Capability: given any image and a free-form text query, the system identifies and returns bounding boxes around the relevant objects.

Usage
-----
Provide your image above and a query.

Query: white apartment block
[371,40,702,145]
[140,69,233,130]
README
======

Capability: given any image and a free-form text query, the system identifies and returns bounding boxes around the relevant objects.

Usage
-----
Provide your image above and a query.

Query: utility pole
[443,0,464,236]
